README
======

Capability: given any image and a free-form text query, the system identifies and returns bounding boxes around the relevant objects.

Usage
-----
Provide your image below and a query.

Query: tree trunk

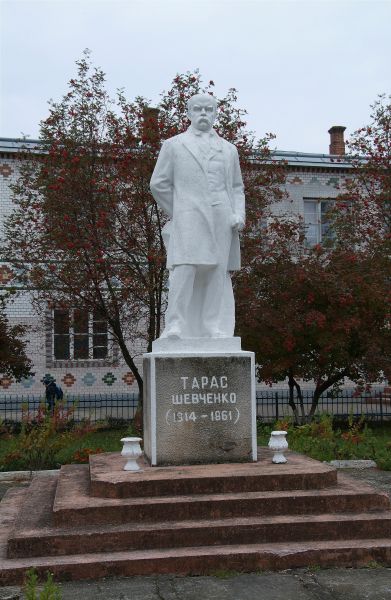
[308,369,349,422]
[110,321,143,399]
[115,332,144,435]
[288,368,301,424]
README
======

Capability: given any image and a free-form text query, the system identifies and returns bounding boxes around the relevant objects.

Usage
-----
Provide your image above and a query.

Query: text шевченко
[172,375,236,405]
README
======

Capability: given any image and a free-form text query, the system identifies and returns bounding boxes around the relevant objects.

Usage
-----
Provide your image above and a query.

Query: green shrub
[104,416,132,430]
[0,418,22,435]
[1,402,96,471]
[23,568,61,599]
[373,444,391,470]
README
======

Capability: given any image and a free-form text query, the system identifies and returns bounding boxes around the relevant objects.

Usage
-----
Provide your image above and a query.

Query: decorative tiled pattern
[62,373,76,387]
[0,265,14,285]
[122,372,136,386]
[0,164,13,177]
[289,176,304,185]
[281,171,348,225]
[0,376,13,389]
[20,376,35,388]
[102,372,117,386]
[82,372,96,386]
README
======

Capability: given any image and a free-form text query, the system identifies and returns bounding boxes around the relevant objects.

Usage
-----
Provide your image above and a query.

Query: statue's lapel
[181,132,206,173]
[209,132,223,161]
[181,130,227,178]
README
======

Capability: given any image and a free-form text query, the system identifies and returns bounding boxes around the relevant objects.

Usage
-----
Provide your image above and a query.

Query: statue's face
[188,95,217,132]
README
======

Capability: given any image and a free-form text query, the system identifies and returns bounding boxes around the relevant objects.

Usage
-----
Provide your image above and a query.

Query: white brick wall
[0,153,145,399]
[0,146,353,397]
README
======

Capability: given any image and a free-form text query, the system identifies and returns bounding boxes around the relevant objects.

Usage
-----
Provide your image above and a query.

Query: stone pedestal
[143,339,257,466]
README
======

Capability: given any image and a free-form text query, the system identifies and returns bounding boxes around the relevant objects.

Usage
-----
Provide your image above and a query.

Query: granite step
[8,476,391,558]
[89,450,338,498]
[2,539,391,585]
[53,464,390,526]
[0,488,26,561]
[2,458,391,585]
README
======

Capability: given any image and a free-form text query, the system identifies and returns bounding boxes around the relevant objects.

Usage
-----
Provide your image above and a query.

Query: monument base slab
[1,452,391,584]
[143,351,256,466]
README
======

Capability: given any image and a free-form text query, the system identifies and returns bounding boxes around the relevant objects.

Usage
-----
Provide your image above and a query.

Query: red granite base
[89,449,338,498]
[2,539,391,585]
[1,448,391,584]
[53,464,389,527]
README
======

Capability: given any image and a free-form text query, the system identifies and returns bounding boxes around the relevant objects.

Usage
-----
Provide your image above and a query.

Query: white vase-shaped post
[268,431,288,464]
[121,437,143,471]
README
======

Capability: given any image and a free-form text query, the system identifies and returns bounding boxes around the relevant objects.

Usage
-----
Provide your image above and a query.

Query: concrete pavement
[1,568,391,600]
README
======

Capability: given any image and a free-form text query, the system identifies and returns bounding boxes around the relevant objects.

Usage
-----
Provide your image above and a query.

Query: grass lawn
[1,417,390,471]
[55,427,130,464]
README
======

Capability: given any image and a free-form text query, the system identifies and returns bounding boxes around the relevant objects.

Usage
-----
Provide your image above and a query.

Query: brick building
[0,128,352,400]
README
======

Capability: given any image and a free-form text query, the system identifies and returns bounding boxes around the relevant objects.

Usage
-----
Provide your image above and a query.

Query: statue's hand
[230,214,245,231]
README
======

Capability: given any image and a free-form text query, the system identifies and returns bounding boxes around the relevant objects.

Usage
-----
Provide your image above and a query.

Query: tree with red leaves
[333,94,391,245]
[5,53,285,401]
[0,297,32,381]
[236,223,390,423]
[236,96,391,423]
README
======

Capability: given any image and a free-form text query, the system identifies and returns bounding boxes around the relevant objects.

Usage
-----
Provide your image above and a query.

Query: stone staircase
[1,450,391,584]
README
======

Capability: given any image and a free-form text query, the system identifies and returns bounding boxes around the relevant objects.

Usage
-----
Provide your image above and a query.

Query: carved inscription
[165,374,240,426]
[149,354,254,465]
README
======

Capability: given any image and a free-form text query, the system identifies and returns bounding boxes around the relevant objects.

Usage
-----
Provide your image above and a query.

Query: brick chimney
[328,126,346,155]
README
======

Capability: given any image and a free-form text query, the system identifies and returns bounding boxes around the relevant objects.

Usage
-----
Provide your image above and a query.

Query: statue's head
[187,94,217,132]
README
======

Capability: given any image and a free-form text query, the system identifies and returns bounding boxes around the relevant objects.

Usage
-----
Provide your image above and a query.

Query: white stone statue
[150,94,245,340]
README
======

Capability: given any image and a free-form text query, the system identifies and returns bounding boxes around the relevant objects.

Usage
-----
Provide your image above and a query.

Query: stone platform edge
[151,336,242,353]
[0,459,381,484]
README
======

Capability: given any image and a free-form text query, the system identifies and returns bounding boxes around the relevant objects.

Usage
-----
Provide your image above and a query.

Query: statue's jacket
[150,128,245,270]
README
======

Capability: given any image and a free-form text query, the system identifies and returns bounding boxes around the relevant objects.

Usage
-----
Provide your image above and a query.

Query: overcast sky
[1,0,390,153]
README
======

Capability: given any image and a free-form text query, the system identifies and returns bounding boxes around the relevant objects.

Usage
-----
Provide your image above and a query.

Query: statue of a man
[150,93,245,339]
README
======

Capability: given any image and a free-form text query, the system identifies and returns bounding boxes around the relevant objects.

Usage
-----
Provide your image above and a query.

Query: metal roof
[0,137,353,169]
[0,137,42,153]
[271,150,352,169]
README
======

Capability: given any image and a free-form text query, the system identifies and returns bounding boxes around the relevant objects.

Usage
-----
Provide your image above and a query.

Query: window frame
[46,307,118,368]
[303,198,334,247]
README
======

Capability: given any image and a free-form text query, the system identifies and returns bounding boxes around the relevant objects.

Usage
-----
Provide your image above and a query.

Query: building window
[53,309,108,360]
[304,199,333,246]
